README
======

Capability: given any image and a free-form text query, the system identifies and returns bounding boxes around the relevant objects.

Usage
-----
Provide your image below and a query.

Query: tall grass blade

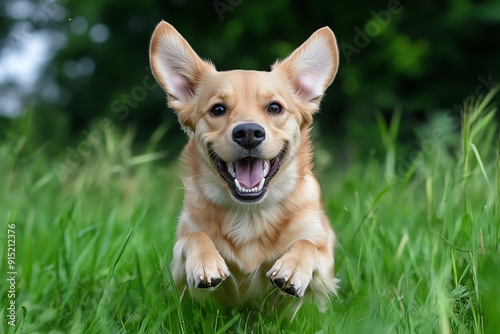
[497,136,500,216]
[127,151,168,166]
[85,228,135,334]
[375,110,400,181]
[104,228,135,296]
[165,265,186,334]
[462,86,498,179]
[215,314,240,334]
[474,86,499,117]
[337,185,392,270]
[470,143,491,187]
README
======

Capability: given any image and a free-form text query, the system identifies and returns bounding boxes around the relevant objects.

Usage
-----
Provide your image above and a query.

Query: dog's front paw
[267,255,313,297]
[185,251,230,290]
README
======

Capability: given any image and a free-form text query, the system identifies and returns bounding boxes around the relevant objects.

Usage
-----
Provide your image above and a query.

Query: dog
[149,21,339,313]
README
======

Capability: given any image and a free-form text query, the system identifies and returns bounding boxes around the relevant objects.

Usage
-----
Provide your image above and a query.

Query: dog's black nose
[232,123,266,149]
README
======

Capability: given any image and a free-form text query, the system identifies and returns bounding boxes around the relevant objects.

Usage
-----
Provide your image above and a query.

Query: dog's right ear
[272,27,339,111]
[149,21,215,127]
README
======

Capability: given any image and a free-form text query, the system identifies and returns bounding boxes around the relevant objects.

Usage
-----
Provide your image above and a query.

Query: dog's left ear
[272,27,339,109]
[149,21,216,132]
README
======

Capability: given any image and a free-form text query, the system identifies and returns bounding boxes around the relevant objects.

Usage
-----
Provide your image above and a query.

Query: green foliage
[0,91,499,333]
[1,0,499,156]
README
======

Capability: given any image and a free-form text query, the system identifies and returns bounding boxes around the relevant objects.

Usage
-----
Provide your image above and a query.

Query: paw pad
[269,276,299,297]
[197,277,223,289]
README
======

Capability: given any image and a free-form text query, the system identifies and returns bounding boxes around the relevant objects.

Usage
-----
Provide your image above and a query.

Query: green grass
[1,91,499,333]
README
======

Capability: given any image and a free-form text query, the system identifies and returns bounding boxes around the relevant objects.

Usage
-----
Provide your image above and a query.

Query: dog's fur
[149,21,339,312]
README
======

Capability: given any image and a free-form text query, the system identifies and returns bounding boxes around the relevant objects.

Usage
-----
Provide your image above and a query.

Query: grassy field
[1,91,499,333]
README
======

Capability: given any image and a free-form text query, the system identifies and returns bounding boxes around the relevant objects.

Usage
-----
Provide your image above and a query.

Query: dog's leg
[172,231,231,291]
[266,239,336,300]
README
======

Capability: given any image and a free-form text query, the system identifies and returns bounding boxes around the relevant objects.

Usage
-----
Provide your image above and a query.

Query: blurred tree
[0,0,499,158]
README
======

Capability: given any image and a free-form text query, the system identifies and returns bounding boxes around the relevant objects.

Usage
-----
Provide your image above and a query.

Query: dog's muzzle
[209,143,287,203]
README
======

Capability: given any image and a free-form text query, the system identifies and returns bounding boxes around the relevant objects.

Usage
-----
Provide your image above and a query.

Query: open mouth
[209,147,287,203]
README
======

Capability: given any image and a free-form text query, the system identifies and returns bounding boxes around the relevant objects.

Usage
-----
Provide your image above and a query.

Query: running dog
[149,21,339,312]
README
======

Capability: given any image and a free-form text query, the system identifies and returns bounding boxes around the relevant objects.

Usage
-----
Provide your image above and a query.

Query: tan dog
[150,21,339,312]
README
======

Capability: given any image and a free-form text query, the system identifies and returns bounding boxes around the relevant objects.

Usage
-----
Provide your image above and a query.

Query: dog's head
[150,21,338,204]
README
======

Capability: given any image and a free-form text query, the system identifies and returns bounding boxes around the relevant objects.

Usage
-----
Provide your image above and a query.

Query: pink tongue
[235,159,264,188]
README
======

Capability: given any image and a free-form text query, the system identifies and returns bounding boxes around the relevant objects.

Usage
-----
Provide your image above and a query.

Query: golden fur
[149,21,340,312]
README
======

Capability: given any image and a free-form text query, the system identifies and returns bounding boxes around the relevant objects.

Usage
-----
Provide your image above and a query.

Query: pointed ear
[272,27,339,108]
[149,21,215,110]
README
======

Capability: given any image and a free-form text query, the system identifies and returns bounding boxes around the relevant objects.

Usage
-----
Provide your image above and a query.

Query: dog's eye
[210,104,227,117]
[268,103,283,115]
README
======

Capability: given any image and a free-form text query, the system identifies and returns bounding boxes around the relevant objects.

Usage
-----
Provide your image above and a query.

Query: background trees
[1,0,499,158]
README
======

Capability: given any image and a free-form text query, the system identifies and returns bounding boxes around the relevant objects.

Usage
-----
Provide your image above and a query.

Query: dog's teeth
[228,162,236,178]
[263,160,270,177]
[234,179,242,191]
[257,178,265,191]
[235,178,265,193]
